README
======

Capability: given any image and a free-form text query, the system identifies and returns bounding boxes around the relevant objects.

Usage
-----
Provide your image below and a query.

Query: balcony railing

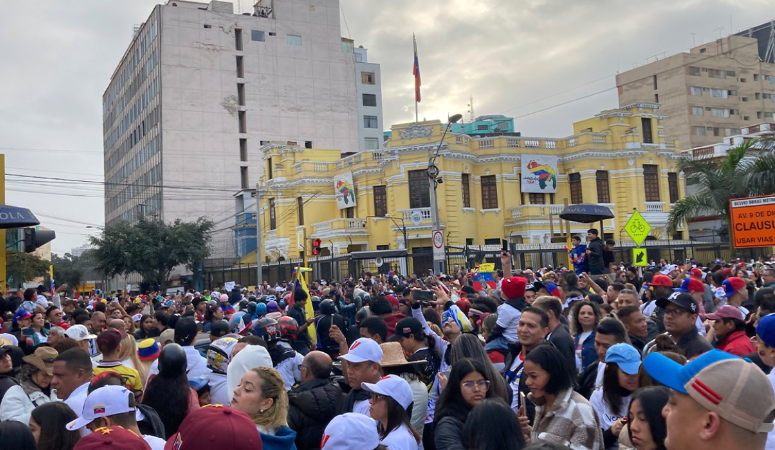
[398,208,432,223]
[644,202,665,213]
[312,218,367,234]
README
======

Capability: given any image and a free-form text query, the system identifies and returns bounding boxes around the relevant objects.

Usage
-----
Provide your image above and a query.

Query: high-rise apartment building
[617,22,775,150]
[102,0,382,257]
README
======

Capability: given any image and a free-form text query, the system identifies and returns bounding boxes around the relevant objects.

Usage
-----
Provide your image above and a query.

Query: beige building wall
[617,35,775,150]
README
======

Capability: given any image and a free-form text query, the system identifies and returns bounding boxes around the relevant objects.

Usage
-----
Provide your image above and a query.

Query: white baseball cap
[339,338,383,364]
[321,413,379,450]
[66,385,135,430]
[361,374,414,410]
[64,324,97,342]
[660,264,678,275]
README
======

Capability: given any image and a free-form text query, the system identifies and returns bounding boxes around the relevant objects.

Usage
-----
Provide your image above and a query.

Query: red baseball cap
[165,405,262,450]
[691,268,703,278]
[75,426,150,450]
[501,277,527,300]
[673,278,705,293]
[651,274,674,287]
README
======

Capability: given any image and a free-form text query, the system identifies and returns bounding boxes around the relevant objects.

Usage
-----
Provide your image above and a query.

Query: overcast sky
[0,0,769,254]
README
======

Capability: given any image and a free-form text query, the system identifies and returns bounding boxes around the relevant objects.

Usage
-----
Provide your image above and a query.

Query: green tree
[51,252,87,292]
[89,217,214,287]
[7,251,50,289]
[666,139,775,248]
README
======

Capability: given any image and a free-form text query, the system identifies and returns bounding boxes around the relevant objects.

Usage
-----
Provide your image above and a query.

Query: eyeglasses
[663,308,688,317]
[372,393,387,402]
[461,380,490,391]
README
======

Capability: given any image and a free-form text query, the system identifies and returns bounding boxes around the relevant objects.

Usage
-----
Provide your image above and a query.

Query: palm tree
[666,138,775,248]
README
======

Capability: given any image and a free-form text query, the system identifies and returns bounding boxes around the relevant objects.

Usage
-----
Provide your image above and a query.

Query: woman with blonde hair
[118,334,145,386]
[231,367,298,450]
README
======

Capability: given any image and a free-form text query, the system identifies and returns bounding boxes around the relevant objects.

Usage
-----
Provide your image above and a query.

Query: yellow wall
[256,102,685,262]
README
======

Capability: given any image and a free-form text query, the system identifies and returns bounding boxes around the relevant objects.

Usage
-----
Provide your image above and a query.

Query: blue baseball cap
[721,277,747,298]
[757,313,775,347]
[644,349,775,433]
[644,349,738,395]
[605,343,641,375]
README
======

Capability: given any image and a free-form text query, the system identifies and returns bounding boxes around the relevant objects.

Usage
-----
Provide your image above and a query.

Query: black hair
[628,387,670,450]
[722,317,747,332]
[369,298,392,316]
[45,305,61,318]
[588,294,605,305]
[602,362,635,415]
[377,396,420,443]
[610,282,625,292]
[617,305,641,321]
[30,402,80,450]
[587,228,599,235]
[294,288,308,302]
[423,307,441,328]
[23,288,37,301]
[596,318,630,344]
[54,348,93,376]
[93,302,107,313]
[360,316,388,342]
[522,443,570,450]
[174,317,199,346]
[569,300,602,336]
[756,287,775,311]
[712,270,726,287]
[524,345,574,396]
[435,358,494,423]
[154,311,169,327]
[143,360,191,439]
[522,306,549,328]
[572,235,582,242]
[0,420,38,450]
[238,335,268,349]
[463,398,525,450]
[605,239,616,246]
[74,312,91,325]
[533,296,563,322]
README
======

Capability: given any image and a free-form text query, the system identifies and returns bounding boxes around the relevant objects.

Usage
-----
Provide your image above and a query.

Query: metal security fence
[202,238,749,287]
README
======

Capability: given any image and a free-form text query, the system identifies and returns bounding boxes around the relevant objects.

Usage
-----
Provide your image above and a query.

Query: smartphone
[414,290,434,301]
[502,239,509,252]
[519,391,526,410]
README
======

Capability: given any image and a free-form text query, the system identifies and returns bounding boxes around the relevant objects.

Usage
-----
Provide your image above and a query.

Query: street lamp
[429,113,463,274]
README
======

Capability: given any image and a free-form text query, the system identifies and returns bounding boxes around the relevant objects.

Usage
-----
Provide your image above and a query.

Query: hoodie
[259,425,298,450]
[226,345,273,398]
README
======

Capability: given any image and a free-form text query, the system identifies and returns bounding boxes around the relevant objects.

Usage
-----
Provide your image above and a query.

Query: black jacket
[288,378,343,450]
[502,340,552,424]
[577,359,600,399]
[434,416,465,450]
[674,327,713,359]
[547,324,576,381]
[587,238,605,274]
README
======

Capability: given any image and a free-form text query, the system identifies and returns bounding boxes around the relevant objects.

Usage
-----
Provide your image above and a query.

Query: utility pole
[428,114,462,274]
[0,154,5,295]
[255,185,263,285]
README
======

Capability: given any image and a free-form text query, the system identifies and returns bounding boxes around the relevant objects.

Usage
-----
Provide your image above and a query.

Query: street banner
[334,172,357,209]
[730,195,775,248]
[521,155,558,193]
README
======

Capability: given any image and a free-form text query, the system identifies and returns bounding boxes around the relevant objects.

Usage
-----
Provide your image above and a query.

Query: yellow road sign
[633,248,648,267]
[624,210,651,246]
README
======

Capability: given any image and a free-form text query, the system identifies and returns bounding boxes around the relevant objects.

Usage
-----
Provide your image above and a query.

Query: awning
[0,205,40,229]
[558,204,614,223]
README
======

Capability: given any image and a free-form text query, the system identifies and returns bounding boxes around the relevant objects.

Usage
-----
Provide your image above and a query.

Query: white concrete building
[350,41,383,150]
[102,0,378,257]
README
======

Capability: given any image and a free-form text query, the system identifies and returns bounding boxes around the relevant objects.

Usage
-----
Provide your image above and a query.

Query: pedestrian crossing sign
[633,248,648,267]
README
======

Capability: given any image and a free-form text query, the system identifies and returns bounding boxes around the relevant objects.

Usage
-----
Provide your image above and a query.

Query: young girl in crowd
[362,374,421,450]
[29,402,80,450]
[589,343,641,449]
[627,387,670,450]
[523,345,603,450]
[434,358,497,450]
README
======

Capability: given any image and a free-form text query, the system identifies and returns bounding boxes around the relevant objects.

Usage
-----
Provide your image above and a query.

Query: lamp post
[429,113,463,274]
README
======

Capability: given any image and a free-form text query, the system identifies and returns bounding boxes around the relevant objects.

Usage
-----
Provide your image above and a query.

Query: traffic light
[311,238,322,256]
[23,228,56,253]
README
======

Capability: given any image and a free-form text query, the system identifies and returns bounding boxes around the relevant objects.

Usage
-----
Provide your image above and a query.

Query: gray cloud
[0,0,768,254]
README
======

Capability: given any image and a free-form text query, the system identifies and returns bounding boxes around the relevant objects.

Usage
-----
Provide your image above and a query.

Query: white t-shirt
[144,435,166,450]
[381,424,420,450]
[506,352,525,413]
[495,303,521,343]
[575,331,592,373]
[595,362,606,389]
[353,399,371,416]
[589,387,631,432]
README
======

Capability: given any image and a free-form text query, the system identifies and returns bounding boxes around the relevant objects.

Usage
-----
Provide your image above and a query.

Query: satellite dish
[375,257,384,268]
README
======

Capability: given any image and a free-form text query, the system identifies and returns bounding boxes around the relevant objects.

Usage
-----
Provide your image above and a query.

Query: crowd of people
[1,233,775,450]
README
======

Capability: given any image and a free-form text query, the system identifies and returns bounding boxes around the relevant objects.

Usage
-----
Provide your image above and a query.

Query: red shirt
[715,330,755,356]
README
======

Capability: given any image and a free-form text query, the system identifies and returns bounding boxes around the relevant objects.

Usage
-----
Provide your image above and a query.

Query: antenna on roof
[467,94,475,123]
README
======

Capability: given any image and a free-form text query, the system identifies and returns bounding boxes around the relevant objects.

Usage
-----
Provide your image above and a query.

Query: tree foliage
[89,217,214,286]
[666,139,775,247]
[51,253,88,292]
[7,251,50,289]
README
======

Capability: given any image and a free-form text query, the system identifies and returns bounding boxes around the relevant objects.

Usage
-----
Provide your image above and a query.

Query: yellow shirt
[94,362,143,392]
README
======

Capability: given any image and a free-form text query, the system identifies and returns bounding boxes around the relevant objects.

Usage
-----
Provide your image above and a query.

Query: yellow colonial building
[255,102,686,277]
